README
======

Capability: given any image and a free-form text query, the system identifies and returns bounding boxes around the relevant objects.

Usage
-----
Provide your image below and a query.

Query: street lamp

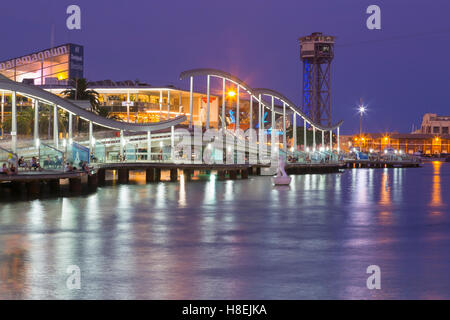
[358,100,366,150]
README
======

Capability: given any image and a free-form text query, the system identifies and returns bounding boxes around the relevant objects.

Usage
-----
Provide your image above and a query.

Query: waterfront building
[347,133,450,154]
[346,113,450,154]
[0,43,83,85]
[415,113,450,135]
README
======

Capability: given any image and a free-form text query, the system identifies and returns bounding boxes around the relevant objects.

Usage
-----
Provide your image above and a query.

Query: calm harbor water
[0,162,449,299]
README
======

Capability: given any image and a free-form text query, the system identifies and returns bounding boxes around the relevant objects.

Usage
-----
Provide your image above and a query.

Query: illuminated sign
[0,45,69,71]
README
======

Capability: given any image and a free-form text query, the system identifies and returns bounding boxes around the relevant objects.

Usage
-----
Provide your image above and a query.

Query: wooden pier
[0,171,88,196]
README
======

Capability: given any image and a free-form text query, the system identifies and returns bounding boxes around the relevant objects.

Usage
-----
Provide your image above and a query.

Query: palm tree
[62,78,100,113]
[62,78,100,135]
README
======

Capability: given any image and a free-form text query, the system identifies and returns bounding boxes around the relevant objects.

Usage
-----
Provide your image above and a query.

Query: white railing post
[206,75,210,129]
[282,102,286,150]
[222,78,226,130]
[68,113,73,142]
[330,130,333,151]
[34,99,39,143]
[293,113,297,151]
[54,105,59,148]
[303,119,307,151]
[249,95,253,131]
[189,76,193,129]
[313,126,316,151]
[11,91,17,153]
[236,85,240,131]
[337,127,340,152]
[167,90,171,120]
[171,126,175,161]
[147,131,151,161]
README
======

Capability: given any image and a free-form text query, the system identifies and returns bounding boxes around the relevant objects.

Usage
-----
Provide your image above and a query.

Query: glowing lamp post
[358,101,366,150]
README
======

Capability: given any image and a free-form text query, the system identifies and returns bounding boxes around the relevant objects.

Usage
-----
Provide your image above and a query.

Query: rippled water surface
[0,162,449,299]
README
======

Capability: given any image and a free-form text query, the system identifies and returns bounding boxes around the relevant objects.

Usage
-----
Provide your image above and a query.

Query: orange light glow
[227,90,236,97]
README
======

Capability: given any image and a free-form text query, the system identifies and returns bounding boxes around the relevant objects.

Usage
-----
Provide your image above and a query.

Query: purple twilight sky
[1,0,450,134]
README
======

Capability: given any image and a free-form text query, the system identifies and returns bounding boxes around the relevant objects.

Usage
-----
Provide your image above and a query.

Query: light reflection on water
[0,163,449,299]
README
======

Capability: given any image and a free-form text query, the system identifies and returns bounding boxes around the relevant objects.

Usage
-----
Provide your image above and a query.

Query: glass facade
[0,43,83,85]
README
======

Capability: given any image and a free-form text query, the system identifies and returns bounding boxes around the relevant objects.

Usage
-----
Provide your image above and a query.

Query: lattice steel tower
[299,32,335,126]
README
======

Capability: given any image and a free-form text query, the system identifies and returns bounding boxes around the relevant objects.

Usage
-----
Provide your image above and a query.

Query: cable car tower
[299,32,335,126]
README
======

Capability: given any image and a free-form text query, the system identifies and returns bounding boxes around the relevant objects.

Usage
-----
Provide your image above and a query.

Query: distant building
[416,113,450,135]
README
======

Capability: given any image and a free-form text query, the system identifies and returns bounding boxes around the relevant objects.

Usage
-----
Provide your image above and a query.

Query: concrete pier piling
[97,168,106,184]
[69,178,82,193]
[217,170,226,181]
[49,179,60,192]
[146,168,154,182]
[229,170,237,180]
[88,173,98,189]
[183,169,192,181]
[118,169,129,184]
[170,169,178,182]
[154,168,161,182]
[26,180,41,196]
[11,181,22,194]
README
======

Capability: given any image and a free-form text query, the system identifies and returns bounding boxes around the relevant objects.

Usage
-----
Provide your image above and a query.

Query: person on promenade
[7,153,18,168]
[18,156,30,171]
[31,157,41,171]
[8,164,17,175]
[64,162,74,172]
[0,163,9,175]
